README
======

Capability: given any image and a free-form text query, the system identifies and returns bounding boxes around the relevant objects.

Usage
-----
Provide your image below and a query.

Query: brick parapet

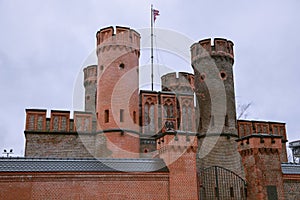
[238,120,287,139]
[161,72,194,94]
[191,38,234,63]
[238,120,288,162]
[25,109,94,133]
[96,26,140,57]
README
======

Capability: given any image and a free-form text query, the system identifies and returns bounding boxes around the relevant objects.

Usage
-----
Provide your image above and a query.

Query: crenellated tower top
[96,26,140,56]
[191,38,234,64]
[161,72,194,94]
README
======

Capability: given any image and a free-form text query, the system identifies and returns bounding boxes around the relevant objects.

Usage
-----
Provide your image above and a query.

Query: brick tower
[191,38,243,176]
[95,26,140,158]
[83,65,97,113]
[237,135,285,200]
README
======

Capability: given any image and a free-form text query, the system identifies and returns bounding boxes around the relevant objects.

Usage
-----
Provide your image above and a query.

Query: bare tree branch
[237,102,252,120]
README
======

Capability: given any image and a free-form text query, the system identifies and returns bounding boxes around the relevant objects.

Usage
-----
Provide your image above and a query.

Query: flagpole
[151,4,154,91]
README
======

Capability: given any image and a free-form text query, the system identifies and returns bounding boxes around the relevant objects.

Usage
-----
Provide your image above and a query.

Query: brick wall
[283,177,300,199]
[158,134,199,200]
[0,172,169,200]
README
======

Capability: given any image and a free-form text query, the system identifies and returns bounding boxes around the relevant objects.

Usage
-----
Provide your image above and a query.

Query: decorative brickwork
[238,120,288,163]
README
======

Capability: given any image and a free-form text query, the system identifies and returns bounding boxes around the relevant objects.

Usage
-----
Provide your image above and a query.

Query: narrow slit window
[133,111,137,124]
[105,110,109,123]
[120,109,124,122]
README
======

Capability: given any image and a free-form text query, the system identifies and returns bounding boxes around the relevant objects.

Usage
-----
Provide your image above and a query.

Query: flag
[153,9,160,22]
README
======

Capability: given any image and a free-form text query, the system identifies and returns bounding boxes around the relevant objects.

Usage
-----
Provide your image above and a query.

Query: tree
[237,102,252,120]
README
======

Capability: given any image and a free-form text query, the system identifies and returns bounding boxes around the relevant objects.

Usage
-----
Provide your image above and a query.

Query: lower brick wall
[0,172,169,200]
[283,176,300,200]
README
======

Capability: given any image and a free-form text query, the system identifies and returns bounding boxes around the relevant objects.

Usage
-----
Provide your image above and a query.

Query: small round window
[220,71,227,80]
[119,63,125,69]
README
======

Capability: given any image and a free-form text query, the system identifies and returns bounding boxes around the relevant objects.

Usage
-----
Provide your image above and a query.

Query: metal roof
[281,163,300,175]
[0,157,169,173]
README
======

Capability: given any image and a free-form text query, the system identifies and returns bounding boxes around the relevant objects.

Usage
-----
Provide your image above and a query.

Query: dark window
[220,71,227,80]
[120,109,124,122]
[267,186,278,200]
[105,110,109,123]
[119,63,125,69]
[230,187,234,197]
[133,111,137,124]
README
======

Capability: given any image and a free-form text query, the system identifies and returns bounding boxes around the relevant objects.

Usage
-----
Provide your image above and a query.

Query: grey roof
[0,157,169,173]
[281,163,300,175]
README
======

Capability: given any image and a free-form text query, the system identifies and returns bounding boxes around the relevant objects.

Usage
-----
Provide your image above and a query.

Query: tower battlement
[25,109,94,132]
[83,65,97,87]
[161,72,194,93]
[191,38,234,62]
[96,26,140,54]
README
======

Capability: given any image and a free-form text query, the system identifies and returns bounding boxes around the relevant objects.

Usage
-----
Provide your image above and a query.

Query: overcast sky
[0,0,299,156]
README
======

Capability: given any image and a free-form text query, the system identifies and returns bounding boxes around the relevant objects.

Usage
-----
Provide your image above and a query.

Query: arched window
[188,107,192,131]
[149,104,155,133]
[144,103,155,133]
[182,106,187,131]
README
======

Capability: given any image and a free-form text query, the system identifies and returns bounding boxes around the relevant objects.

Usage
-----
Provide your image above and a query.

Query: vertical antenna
[151,4,154,91]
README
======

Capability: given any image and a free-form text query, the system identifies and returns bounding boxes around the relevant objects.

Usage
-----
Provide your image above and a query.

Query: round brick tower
[83,65,97,113]
[191,38,244,176]
[161,72,194,94]
[95,26,140,158]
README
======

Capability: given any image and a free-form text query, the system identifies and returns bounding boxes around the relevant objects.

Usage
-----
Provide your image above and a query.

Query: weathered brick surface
[0,172,169,200]
[238,136,285,200]
[283,178,300,200]
[192,38,243,179]
[197,136,244,177]
[25,133,95,158]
